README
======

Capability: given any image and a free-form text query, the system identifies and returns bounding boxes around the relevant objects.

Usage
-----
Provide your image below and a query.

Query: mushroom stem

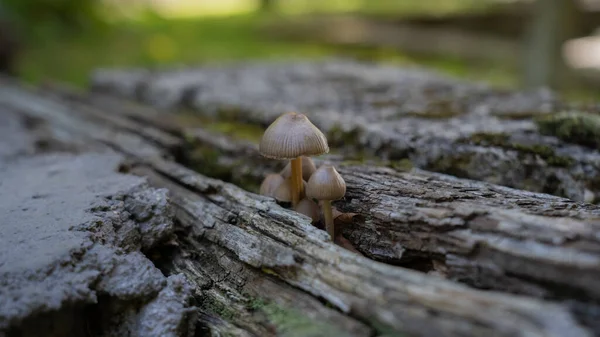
[322,200,334,239]
[290,157,303,206]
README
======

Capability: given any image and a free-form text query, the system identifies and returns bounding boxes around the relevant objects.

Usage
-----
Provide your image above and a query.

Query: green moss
[216,106,246,121]
[536,112,600,149]
[399,99,466,119]
[403,110,461,119]
[427,153,474,178]
[339,159,369,166]
[404,111,461,119]
[201,295,237,321]
[210,121,263,142]
[185,146,261,191]
[260,267,280,277]
[327,125,361,147]
[510,143,573,167]
[464,132,573,168]
[468,132,510,147]
[186,146,233,180]
[490,110,540,120]
[175,113,263,142]
[367,318,406,337]
[246,297,349,337]
[389,158,413,171]
[339,149,374,163]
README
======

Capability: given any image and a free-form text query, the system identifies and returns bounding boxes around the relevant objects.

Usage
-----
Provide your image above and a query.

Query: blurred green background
[1,0,599,101]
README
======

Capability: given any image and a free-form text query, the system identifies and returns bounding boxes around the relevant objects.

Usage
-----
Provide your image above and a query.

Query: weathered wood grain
[41,83,600,303]
[87,61,600,204]
[2,78,600,336]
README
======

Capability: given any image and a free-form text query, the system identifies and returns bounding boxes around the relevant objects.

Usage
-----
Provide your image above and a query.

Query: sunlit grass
[17,12,518,89]
[151,0,257,18]
[17,15,334,85]
[16,0,506,86]
[16,0,597,101]
[102,0,496,19]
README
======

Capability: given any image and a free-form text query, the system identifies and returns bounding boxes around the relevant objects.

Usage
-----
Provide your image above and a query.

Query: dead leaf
[335,212,360,224]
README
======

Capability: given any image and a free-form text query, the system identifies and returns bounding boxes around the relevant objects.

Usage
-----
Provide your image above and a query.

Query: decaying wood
[2,78,600,336]
[87,61,600,204]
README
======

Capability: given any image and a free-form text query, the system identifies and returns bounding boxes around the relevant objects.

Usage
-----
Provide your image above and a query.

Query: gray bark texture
[88,60,600,203]
[1,68,600,337]
[0,120,196,336]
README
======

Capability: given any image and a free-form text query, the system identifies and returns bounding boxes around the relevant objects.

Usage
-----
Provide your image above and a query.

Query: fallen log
[88,60,600,204]
[0,121,196,336]
[2,77,600,335]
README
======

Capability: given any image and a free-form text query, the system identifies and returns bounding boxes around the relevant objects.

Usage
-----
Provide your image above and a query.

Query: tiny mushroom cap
[280,157,317,181]
[259,112,329,159]
[306,165,346,201]
[274,177,308,202]
[295,198,320,223]
[259,174,285,197]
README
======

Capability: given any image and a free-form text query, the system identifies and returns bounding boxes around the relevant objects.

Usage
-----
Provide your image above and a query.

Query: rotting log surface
[2,78,600,336]
[88,60,600,203]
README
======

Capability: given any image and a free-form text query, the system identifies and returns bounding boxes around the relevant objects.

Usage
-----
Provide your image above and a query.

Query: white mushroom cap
[259,112,329,159]
[259,174,285,197]
[274,177,308,202]
[294,198,320,223]
[306,165,346,201]
[280,156,317,181]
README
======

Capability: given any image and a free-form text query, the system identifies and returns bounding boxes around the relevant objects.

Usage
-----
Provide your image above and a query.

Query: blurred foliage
[1,0,105,35]
[18,13,519,89]
[275,0,491,16]
[18,14,331,85]
[8,0,598,101]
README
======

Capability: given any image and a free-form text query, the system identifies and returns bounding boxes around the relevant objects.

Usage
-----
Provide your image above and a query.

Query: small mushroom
[294,198,320,223]
[306,165,346,240]
[259,112,328,207]
[259,174,285,198]
[274,177,307,203]
[280,156,317,182]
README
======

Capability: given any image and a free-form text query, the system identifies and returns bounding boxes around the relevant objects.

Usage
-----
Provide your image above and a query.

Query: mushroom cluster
[258,112,347,242]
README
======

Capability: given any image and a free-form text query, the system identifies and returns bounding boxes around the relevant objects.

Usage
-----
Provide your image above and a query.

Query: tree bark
[2,78,600,336]
[87,62,600,204]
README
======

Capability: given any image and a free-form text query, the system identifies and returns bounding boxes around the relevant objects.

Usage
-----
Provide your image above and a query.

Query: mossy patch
[367,318,406,337]
[401,99,465,119]
[535,111,600,149]
[208,121,263,142]
[511,143,573,167]
[403,110,462,119]
[388,158,414,171]
[490,110,541,120]
[184,146,261,192]
[200,295,237,321]
[327,125,361,147]
[246,297,349,337]
[173,113,263,142]
[468,132,510,147]
[427,152,474,179]
[464,132,573,168]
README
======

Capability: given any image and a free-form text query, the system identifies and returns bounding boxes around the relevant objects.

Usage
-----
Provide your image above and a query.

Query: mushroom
[294,198,320,223]
[259,112,328,207]
[280,156,317,182]
[306,165,346,239]
[259,174,285,198]
[274,176,307,203]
